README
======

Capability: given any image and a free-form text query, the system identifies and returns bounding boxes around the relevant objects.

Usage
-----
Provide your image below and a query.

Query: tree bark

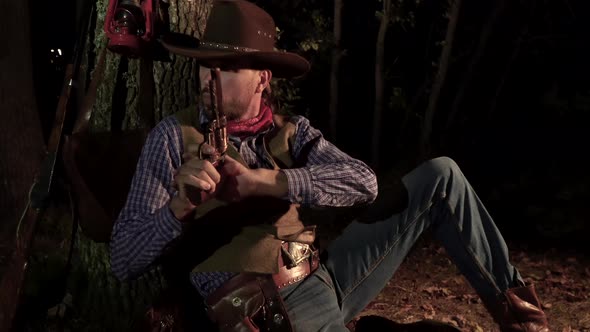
[420,0,462,156]
[371,0,392,168]
[329,0,343,142]
[62,1,211,330]
[91,0,210,131]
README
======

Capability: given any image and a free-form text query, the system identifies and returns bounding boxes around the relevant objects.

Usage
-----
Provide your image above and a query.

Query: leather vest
[173,107,316,275]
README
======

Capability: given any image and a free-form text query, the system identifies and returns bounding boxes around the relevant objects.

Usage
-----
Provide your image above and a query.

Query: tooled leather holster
[142,241,319,332]
[204,243,319,332]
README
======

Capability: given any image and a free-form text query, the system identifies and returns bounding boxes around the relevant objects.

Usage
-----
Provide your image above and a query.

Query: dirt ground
[354,239,590,332]
[2,184,589,331]
[2,226,589,332]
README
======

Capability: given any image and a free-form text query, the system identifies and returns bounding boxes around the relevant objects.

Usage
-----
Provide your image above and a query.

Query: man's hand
[169,143,221,220]
[217,155,289,202]
[169,149,289,220]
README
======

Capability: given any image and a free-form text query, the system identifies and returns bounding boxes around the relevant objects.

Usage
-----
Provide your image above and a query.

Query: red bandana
[226,101,274,139]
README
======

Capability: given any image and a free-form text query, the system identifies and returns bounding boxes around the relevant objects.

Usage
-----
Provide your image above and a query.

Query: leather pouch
[206,274,292,332]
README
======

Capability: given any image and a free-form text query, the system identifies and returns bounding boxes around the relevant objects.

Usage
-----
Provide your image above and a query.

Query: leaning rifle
[0,4,94,331]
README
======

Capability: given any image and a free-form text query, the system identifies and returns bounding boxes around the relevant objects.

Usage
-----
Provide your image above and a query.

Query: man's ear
[257,69,272,93]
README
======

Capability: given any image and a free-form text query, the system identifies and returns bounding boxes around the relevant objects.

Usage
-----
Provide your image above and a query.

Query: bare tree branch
[444,0,506,135]
[420,0,462,156]
[372,0,392,167]
[329,0,344,142]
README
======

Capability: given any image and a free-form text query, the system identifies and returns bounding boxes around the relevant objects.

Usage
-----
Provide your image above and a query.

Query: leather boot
[483,284,550,332]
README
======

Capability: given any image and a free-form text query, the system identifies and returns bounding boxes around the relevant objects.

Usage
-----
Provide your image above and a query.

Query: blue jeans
[279,157,523,331]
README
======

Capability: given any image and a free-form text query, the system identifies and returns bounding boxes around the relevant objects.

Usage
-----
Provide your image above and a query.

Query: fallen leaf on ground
[547,276,569,285]
[440,317,460,328]
[528,274,544,281]
[424,312,435,320]
[459,294,480,304]
[579,312,590,329]
[451,315,468,328]
[420,303,435,311]
[423,286,452,297]
[564,291,583,302]
[473,323,484,332]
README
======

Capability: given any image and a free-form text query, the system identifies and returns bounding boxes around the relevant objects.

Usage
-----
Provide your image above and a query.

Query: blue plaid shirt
[110,113,378,298]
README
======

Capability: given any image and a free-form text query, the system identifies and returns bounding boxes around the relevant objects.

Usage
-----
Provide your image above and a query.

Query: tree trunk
[0,0,45,248]
[444,0,506,134]
[328,0,343,142]
[61,1,211,330]
[91,0,209,131]
[0,0,45,329]
[485,13,530,122]
[371,0,391,168]
[420,0,462,157]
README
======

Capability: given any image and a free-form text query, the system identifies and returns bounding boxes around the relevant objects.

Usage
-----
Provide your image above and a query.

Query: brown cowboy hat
[159,0,310,78]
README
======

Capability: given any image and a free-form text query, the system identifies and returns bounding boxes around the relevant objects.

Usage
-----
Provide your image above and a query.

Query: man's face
[199,65,260,121]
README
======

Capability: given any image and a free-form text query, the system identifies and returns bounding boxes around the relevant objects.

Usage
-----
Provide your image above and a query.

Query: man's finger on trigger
[180,174,212,191]
[195,169,217,192]
[191,175,213,191]
[200,161,221,183]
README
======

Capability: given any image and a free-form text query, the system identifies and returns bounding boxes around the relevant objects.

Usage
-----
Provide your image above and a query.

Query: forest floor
[0,240,590,332]
[1,174,589,331]
[1,227,589,332]
[354,239,590,332]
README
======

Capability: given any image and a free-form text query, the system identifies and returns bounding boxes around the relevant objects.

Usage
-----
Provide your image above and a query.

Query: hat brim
[159,33,310,79]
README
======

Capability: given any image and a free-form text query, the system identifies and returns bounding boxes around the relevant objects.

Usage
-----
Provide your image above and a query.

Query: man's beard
[223,99,252,121]
[199,88,256,121]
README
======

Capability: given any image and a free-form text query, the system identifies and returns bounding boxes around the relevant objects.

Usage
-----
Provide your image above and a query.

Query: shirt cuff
[154,205,183,240]
[281,168,314,205]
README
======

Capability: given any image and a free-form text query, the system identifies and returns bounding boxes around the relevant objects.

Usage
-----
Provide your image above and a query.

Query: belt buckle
[281,242,311,268]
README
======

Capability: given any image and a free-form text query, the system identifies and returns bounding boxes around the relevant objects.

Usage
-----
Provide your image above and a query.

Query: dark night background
[1,0,590,330]
[27,0,590,249]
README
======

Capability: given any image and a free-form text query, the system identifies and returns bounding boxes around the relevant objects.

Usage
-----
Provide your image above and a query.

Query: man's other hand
[218,155,288,202]
[170,143,221,220]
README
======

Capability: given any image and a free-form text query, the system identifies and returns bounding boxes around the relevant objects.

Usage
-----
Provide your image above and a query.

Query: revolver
[202,67,228,166]
[186,68,227,205]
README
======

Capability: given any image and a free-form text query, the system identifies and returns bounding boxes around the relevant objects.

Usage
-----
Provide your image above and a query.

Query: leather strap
[72,41,107,135]
[258,276,293,332]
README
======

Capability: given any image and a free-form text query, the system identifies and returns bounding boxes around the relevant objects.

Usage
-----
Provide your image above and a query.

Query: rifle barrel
[211,68,224,121]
